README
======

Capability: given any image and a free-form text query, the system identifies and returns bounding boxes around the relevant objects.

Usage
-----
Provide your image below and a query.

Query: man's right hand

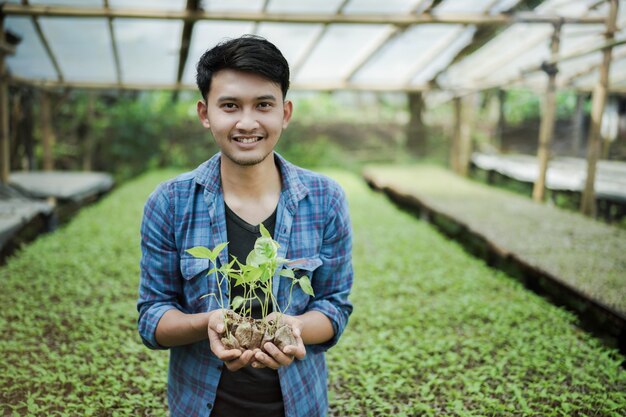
[207,309,258,371]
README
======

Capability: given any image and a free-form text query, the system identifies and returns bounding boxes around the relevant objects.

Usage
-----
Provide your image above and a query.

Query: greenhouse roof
[2,0,626,94]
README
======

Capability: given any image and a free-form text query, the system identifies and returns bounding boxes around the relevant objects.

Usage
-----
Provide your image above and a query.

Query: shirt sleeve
[137,182,183,350]
[306,183,354,354]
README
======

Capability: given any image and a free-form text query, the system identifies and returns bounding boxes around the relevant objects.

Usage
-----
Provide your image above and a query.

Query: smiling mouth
[233,137,262,144]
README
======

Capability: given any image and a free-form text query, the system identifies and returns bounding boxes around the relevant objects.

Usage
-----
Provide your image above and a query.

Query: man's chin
[223,150,273,167]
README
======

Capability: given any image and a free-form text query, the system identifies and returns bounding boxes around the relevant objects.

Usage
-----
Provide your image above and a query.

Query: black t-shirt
[211,204,284,417]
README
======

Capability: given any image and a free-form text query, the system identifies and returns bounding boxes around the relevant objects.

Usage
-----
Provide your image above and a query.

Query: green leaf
[259,222,271,239]
[231,296,245,311]
[210,242,229,259]
[185,246,213,259]
[240,267,263,284]
[297,275,315,296]
[246,250,269,267]
[279,268,295,278]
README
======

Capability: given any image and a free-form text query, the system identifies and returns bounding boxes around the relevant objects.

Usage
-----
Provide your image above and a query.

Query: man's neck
[220,153,282,225]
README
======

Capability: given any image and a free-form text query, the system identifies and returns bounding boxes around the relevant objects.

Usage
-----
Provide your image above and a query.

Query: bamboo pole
[580,0,619,217]
[532,23,562,202]
[1,4,606,25]
[40,91,54,171]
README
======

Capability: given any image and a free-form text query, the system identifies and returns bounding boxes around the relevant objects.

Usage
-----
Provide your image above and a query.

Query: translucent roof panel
[353,24,465,86]
[182,21,255,86]
[5,17,57,80]
[109,0,186,10]
[441,23,553,89]
[294,24,392,84]
[267,0,345,14]
[4,0,625,93]
[411,26,476,86]
[27,0,104,7]
[38,17,116,83]
[257,23,325,69]
[435,0,500,13]
[202,0,265,13]
[114,19,183,85]
[342,0,423,14]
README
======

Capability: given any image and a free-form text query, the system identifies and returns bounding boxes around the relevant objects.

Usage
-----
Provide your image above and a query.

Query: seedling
[186,223,315,352]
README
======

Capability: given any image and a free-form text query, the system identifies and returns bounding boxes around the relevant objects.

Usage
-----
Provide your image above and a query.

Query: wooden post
[495,89,506,152]
[450,96,462,173]
[581,0,619,216]
[571,93,586,157]
[82,92,95,171]
[40,91,55,171]
[406,91,426,155]
[532,22,561,202]
[0,16,9,183]
[458,94,476,177]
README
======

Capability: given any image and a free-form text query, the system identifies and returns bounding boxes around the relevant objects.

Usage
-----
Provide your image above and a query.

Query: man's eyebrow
[216,94,278,102]
[217,96,238,103]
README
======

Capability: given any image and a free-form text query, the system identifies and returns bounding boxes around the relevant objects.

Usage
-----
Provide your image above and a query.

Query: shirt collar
[194,152,309,205]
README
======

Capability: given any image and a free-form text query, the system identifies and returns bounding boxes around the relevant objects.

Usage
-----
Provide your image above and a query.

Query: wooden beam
[343,0,427,83]
[8,75,430,92]
[251,0,270,35]
[532,23,562,202]
[402,25,466,85]
[103,0,122,85]
[290,0,350,79]
[581,0,619,216]
[343,26,400,83]
[20,0,63,82]
[176,0,200,85]
[2,4,606,25]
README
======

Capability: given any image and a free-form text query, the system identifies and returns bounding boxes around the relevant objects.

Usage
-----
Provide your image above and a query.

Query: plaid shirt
[137,153,353,417]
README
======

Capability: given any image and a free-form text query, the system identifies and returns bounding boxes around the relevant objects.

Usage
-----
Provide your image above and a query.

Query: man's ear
[197,100,211,128]
[282,100,293,129]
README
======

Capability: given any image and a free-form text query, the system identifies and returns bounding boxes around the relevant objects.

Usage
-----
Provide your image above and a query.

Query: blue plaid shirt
[137,153,353,417]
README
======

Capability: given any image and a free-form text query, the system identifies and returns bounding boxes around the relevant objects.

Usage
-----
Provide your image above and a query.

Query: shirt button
[207,402,212,409]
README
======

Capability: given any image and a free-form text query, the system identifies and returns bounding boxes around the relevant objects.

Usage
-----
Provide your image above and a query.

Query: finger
[208,330,241,361]
[282,329,306,360]
[224,350,255,372]
[262,343,294,367]
[255,348,283,370]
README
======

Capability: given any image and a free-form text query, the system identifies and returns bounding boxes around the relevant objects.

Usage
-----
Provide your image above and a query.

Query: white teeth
[236,137,259,144]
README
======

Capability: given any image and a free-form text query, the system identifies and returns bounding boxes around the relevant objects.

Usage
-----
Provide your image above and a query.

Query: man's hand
[252,313,306,370]
[207,309,257,371]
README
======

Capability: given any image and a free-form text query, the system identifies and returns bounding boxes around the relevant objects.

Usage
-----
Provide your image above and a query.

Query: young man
[137,36,353,417]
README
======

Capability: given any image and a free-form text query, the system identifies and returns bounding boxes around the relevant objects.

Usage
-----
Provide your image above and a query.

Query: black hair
[195,35,290,101]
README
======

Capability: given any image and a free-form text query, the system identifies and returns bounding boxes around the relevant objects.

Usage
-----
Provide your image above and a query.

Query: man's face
[197,69,292,167]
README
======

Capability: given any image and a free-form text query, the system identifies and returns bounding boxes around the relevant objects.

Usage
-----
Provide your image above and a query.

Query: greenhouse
[1,0,625,416]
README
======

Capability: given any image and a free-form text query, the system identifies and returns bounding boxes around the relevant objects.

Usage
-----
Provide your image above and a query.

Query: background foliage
[1,169,624,416]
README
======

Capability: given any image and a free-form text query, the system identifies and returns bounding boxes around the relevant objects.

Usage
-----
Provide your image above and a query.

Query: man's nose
[235,109,260,130]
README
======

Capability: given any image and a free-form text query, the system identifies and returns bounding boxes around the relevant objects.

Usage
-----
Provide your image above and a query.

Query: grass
[1,168,625,416]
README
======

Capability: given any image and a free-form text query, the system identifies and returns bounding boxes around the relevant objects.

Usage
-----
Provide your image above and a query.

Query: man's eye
[222,103,237,109]
[258,102,272,109]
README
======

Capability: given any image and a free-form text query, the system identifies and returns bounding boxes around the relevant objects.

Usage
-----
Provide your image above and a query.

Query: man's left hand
[252,313,306,370]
